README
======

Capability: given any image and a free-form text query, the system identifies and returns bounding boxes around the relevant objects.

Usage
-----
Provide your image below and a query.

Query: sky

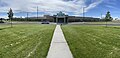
[0,0,120,19]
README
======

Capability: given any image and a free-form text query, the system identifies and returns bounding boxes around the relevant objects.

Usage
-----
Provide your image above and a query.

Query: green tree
[7,8,14,27]
[105,11,113,27]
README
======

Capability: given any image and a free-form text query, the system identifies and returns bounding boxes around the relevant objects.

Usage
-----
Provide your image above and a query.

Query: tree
[7,8,14,27]
[105,11,113,27]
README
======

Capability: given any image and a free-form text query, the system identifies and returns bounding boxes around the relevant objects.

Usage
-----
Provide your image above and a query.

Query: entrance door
[58,18,64,23]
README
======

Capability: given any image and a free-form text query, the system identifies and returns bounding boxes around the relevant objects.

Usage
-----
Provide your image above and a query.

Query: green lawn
[0,24,55,58]
[62,25,120,58]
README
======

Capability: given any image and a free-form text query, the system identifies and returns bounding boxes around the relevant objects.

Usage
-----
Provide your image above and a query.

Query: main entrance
[55,11,68,24]
[58,18,64,23]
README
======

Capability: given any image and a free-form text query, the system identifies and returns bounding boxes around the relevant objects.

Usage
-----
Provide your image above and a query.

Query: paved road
[47,25,73,58]
[0,22,56,25]
[1,22,120,26]
[68,22,120,26]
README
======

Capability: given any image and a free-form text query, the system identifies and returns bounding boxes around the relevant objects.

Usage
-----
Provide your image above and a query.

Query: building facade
[27,11,100,23]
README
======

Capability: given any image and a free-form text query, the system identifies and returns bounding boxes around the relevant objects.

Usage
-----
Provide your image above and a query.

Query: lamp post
[7,8,14,28]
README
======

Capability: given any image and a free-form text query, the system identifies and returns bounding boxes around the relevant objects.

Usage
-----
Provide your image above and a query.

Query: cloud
[85,0,103,11]
[0,0,103,17]
[105,5,117,9]
[103,0,117,5]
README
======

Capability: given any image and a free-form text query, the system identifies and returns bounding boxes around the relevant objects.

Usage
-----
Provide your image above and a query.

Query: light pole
[27,12,28,21]
[37,6,38,19]
[101,13,102,19]
[83,7,85,22]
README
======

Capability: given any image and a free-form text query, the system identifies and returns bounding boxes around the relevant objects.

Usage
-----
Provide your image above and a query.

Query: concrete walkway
[47,25,73,58]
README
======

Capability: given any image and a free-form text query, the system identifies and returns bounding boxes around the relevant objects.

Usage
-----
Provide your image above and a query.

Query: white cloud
[85,0,103,12]
[0,15,8,19]
[0,0,103,16]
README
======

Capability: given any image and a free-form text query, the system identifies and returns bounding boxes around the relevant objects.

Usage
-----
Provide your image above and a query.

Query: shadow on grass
[104,26,120,29]
[0,27,12,30]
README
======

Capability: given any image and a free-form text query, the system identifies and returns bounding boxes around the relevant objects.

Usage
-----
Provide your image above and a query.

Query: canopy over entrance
[54,11,68,24]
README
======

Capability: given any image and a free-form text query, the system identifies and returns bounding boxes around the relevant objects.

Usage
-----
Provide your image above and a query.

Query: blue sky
[0,0,120,19]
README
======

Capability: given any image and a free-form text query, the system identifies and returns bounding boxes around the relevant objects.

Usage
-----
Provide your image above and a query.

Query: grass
[62,25,120,58]
[0,24,55,58]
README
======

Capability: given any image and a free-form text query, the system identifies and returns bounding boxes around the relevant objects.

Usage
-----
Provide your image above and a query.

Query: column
[56,17,58,23]
[64,16,66,24]
[67,17,68,23]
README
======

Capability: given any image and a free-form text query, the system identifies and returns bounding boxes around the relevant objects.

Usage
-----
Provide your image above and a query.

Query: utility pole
[101,13,102,19]
[100,13,102,22]
[83,7,85,22]
[37,6,38,19]
[27,12,28,21]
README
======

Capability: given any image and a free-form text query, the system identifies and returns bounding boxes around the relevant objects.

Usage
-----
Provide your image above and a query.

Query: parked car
[41,21,49,24]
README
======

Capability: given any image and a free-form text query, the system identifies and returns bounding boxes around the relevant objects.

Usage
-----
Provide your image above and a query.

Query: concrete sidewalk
[47,25,73,58]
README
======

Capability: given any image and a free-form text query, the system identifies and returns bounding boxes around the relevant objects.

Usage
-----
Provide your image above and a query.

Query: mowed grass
[0,24,55,58]
[62,25,120,58]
